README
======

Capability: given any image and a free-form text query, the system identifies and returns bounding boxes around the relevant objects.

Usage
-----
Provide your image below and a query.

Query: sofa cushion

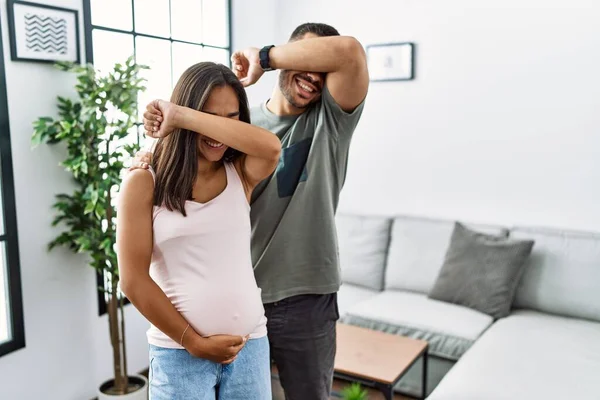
[341,290,493,360]
[429,222,534,319]
[336,214,392,291]
[428,310,600,400]
[511,227,600,322]
[385,216,508,293]
[337,283,379,317]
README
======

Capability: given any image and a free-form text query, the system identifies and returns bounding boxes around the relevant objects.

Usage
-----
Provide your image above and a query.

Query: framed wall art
[7,0,80,63]
[366,42,415,82]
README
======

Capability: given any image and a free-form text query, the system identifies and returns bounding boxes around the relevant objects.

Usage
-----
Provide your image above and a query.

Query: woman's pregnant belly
[147,272,267,348]
[172,284,266,338]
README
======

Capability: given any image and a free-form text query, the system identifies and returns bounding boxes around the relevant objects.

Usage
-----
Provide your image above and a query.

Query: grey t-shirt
[249,86,365,303]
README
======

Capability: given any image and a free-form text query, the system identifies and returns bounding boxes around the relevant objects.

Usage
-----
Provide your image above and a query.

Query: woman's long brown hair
[151,62,251,216]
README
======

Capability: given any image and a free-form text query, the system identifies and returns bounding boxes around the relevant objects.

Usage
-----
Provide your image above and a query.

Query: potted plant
[32,56,149,399]
[341,382,369,400]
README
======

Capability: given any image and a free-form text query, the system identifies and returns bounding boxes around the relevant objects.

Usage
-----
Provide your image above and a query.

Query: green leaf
[31,130,44,147]
[91,189,99,205]
[100,238,113,251]
[31,117,54,147]
[75,236,92,252]
[60,121,72,131]
[84,201,95,215]
[94,203,106,219]
[55,61,74,71]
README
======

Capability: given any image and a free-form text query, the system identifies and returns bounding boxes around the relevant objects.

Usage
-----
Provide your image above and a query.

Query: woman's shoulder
[120,168,155,203]
[123,167,154,186]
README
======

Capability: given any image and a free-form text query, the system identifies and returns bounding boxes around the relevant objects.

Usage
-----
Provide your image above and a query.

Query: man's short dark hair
[289,23,340,41]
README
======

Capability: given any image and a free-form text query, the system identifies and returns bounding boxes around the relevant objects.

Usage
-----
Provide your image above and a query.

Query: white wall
[0,1,148,398]
[231,0,278,107]
[274,0,600,232]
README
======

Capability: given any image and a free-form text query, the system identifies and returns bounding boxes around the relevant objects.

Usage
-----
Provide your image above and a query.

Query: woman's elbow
[263,142,282,177]
[119,276,134,299]
[119,271,142,300]
[266,136,282,163]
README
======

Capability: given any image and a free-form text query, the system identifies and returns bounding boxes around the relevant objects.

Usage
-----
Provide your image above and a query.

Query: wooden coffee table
[334,323,429,400]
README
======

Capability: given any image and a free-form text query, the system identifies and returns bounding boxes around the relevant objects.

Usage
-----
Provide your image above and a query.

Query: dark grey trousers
[264,293,339,400]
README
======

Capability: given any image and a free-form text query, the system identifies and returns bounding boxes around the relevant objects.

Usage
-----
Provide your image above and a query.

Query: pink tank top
[146,162,267,348]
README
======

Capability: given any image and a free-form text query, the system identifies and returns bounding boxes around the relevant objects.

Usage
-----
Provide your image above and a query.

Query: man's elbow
[338,37,367,67]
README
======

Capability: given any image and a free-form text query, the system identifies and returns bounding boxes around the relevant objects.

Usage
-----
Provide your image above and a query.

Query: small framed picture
[367,42,414,82]
[7,0,80,63]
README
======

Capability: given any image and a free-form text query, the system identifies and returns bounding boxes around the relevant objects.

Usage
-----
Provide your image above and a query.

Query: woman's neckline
[186,163,229,206]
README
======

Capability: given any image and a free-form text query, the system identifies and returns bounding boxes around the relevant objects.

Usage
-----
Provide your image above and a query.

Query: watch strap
[259,45,275,71]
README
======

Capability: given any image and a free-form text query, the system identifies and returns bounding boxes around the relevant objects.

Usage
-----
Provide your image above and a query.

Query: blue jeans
[148,336,271,400]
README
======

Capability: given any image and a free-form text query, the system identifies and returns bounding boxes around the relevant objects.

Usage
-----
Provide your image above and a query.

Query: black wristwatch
[259,45,275,71]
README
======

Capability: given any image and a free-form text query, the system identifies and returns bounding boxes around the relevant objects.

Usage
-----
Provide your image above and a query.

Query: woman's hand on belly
[187,332,250,364]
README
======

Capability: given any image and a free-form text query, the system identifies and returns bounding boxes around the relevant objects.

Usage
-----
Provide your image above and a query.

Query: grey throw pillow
[428,222,534,319]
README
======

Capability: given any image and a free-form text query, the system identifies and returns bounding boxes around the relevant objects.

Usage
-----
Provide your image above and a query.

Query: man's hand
[142,100,179,139]
[231,47,264,87]
[128,150,153,171]
[188,333,249,364]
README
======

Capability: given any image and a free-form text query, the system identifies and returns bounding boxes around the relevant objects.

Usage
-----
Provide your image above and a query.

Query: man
[139,23,369,399]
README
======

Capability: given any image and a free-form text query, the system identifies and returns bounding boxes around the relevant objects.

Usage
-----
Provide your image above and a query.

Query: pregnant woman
[116,62,281,399]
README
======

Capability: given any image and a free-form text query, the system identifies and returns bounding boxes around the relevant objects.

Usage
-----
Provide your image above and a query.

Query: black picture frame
[366,42,415,82]
[6,0,81,64]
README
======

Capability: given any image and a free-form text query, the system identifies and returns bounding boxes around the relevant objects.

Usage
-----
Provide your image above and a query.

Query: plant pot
[98,375,148,400]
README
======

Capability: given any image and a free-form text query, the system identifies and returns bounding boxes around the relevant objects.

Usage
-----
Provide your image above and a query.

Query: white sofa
[335,214,600,399]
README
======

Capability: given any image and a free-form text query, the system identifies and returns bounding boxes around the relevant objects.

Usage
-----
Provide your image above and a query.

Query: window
[0,14,25,357]
[83,0,232,315]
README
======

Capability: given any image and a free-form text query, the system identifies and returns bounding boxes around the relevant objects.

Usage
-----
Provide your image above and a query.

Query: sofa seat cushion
[337,283,380,317]
[428,310,600,400]
[341,290,493,360]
